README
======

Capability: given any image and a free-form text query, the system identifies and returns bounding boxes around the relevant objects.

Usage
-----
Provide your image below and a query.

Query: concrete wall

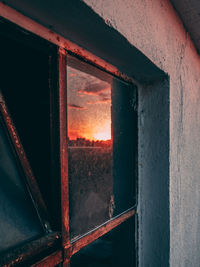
[82,1,200,266]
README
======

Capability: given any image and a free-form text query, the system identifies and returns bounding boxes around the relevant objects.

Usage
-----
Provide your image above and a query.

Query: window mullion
[58,47,70,260]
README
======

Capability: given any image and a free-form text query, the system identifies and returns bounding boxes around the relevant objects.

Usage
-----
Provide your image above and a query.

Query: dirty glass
[67,56,136,239]
[0,117,43,253]
[111,79,137,216]
[70,217,135,267]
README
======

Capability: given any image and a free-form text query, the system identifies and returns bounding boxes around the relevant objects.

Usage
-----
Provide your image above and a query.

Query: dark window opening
[112,78,137,215]
[0,115,43,254]
[70,217,135,267]
[0,27,59,226]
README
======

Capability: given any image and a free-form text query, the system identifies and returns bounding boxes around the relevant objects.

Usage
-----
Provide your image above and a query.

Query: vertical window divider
[58,47,70,263]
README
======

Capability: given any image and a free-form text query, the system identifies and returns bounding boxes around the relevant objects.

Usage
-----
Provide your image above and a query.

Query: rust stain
[109,195,115,218]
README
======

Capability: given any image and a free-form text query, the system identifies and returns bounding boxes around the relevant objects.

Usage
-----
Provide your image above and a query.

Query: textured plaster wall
[83,1,200,266]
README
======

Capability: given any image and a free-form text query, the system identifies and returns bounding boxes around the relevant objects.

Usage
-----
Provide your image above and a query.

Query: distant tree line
[68,137,112,147]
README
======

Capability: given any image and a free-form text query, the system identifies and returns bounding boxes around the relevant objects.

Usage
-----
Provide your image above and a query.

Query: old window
[0,15,137,266]
[61,53,138,266]
[0,18,60,266]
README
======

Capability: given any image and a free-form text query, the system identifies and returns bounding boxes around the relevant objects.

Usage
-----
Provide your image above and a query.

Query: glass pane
[0,117,43,253]
[67,56,136,239]
[70,217,135,267]
[112,79,137,216]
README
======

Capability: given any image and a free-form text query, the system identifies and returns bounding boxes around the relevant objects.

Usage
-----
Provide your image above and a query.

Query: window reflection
[67,56,136,239]
[67,65,111,143]
[67,57,113,239]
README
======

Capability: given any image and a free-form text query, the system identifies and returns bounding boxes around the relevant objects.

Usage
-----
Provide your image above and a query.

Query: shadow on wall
[138,77,170,267]
[4,0,165,82]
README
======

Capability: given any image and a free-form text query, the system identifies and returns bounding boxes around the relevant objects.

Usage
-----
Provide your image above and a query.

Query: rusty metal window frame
[0,17,62,267]
[0,93,61,266]
[60,50,137,266]
[0,4,138,266]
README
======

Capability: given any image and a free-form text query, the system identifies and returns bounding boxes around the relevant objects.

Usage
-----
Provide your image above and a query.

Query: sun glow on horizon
[68,127,111,141]
[93,128,111,141]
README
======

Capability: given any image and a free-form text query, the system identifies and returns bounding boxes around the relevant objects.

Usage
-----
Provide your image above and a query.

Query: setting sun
[93,129,111,141]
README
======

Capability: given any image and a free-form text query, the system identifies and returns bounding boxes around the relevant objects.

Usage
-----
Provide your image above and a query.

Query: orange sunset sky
[67,65,112,141]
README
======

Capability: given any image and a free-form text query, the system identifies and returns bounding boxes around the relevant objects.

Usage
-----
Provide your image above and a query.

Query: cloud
[78,82,110,96]
[87,97,111,105]
[68,104,86,110]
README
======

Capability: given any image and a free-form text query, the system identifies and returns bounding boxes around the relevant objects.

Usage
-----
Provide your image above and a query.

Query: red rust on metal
[66,208,136,256]
[31,251,62,267]
[0,232,61,266]
[62,257,71,267]
[62,245,72,266]
[0,2,134,84]
[0,92,50,231]
[59,48,70,251]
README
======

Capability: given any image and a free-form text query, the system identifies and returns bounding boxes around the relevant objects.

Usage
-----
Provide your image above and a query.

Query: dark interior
[0,21,59,229]
[112,79,137,215]
[71,218,135,267]
[0,117,43,254]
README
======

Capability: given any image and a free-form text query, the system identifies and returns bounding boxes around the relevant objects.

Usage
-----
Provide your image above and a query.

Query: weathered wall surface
[82,1,200,266]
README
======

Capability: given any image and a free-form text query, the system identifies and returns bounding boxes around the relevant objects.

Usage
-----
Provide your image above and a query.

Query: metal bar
[0,232,60,266]
[63,257,70,267]
[0,2,134,84]
[66,207,136,256]
[31,251,62,267]
[59,48,70,252]
[0,92,51,232]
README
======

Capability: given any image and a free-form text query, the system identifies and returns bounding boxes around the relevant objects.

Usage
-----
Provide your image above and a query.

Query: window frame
[61,51,137,265]
[0,18,62,266]
[0,4,138,266]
